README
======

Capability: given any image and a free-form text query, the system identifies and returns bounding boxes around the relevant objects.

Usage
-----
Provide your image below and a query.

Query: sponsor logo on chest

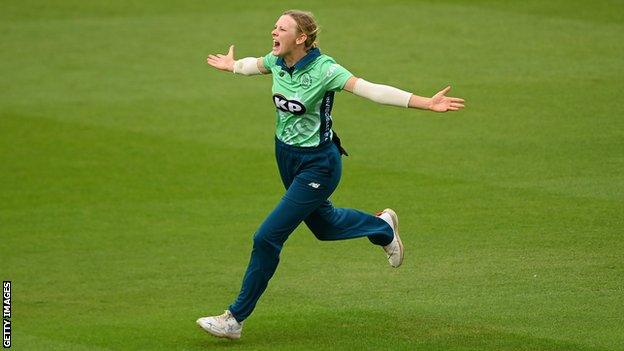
[273,94,306,115]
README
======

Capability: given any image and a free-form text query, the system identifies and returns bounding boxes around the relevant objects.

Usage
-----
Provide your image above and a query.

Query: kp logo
[273,94,306,115]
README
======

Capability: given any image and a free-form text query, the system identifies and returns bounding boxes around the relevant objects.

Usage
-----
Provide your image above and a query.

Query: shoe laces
[220,310,241,326]
[220,310,233,321]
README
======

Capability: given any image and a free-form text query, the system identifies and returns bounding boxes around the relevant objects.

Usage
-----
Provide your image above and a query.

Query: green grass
[1,0,623,350]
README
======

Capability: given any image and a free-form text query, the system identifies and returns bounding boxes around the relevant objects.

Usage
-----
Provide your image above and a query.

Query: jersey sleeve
[322,61,353,92]
[263,52,278,71]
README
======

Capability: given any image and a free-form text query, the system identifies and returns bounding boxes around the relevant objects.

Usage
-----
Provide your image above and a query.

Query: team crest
[300,73,312,89]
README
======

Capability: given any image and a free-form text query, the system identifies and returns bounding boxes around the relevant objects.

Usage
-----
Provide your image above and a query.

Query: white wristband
[233,57,262,75]
[352,78,412,108]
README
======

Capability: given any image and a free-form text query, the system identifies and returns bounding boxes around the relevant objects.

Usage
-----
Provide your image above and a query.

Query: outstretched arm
[343,76,465,112]
[206,45,269,75]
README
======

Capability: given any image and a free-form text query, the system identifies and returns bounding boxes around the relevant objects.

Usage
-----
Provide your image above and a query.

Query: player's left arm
[342,76,465,112]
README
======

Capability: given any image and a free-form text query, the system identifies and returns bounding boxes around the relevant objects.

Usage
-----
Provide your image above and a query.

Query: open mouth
[273,40,281,49]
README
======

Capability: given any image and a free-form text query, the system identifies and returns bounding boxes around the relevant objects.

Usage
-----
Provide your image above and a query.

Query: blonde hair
[283,10,319,49]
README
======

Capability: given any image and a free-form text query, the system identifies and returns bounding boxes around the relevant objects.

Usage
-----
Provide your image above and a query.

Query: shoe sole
[384,208,404,268]
[196,319,241,340]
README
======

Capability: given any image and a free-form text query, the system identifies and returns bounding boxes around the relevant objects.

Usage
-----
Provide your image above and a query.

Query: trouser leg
[304,200,394,246]
[228,175,337,322]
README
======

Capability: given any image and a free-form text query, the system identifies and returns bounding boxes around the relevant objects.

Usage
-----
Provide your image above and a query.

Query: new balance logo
[308,182,321,189]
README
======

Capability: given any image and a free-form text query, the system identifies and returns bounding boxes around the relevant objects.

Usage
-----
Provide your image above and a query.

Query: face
[271,15,306,57]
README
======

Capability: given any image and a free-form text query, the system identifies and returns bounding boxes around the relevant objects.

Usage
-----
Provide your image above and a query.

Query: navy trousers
[228,138,394,322]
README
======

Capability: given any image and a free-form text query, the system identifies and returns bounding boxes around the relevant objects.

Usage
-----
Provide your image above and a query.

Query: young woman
[198,10,465,339]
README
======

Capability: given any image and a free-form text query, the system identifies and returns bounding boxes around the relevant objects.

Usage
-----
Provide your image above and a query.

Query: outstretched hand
[430,86,465,112]
[206,45,235,72]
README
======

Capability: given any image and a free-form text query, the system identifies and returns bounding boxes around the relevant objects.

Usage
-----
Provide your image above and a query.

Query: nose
[271,29,277,37]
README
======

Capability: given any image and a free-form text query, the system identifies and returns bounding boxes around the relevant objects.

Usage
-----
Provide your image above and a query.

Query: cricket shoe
[377,208,404,268]
[196,310,243,339]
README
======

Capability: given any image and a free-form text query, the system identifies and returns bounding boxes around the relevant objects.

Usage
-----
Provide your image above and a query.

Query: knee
[312,230,329,241]
[252,231,280,252]
[305,223,328,241]
[252,231,270,248]
[310,227,332,241]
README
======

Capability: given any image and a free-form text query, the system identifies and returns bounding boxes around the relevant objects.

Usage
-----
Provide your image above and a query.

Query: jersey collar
[277,48,321,75]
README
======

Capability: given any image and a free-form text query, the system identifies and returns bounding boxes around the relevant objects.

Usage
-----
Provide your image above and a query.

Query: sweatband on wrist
[233,57,262,75]
[352,78,412,108]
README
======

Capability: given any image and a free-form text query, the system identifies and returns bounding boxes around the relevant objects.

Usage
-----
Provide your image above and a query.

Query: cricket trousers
[228,138,394,322]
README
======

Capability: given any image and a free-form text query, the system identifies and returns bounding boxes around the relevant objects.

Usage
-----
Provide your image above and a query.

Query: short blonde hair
[283,10,319,49]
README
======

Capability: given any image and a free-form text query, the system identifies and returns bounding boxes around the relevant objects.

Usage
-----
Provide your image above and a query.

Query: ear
[296,33,308,46]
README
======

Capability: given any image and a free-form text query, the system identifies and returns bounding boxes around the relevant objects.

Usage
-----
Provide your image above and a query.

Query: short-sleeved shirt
[263,48,353,147]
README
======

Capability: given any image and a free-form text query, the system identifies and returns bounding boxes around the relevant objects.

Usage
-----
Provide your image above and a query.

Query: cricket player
[199,9,465,339]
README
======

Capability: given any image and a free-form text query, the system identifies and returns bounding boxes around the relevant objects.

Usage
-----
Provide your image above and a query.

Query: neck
[283,47,308,68]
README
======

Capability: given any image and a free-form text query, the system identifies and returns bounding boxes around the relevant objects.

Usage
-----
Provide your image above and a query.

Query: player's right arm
[206,45,269,75]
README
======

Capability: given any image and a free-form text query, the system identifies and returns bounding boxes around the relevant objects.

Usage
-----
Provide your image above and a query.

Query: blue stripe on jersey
[276,48,321,75]
[319,91,334,145]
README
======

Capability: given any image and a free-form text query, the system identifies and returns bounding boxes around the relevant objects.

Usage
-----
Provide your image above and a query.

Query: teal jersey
[263,48,353,147]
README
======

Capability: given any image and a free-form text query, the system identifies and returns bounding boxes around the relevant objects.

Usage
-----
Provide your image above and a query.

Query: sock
[378,212,393,228]
[377,212,396,247]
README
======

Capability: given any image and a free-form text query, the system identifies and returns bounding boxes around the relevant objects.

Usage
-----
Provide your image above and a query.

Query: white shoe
[377,208,404,268]
[196,310,243,339]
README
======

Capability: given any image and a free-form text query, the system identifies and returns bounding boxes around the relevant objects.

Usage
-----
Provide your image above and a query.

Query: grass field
[2,1,623,350]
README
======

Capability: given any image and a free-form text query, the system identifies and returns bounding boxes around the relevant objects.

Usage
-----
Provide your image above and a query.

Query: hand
[206,45,235,72]
[429,86,465,112]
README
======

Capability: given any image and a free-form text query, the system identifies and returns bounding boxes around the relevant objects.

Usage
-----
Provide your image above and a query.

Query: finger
[439,85,451,96]
[228,44,235,57]
[208,54,220,60]
[448,106,459,111]
[216,54,225,58]
[450,97,465,103]
[450,103,465,108]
